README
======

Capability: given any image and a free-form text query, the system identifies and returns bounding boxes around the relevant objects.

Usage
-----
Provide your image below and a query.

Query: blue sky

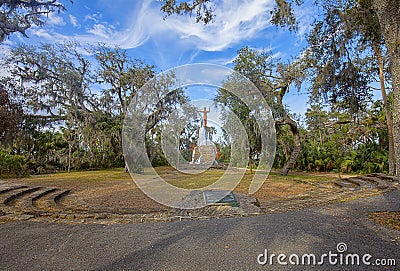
[2,0,321,116]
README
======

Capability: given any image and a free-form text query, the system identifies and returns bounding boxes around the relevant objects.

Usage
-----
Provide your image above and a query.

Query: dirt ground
[369,211,400,231]
[2,167,344,211]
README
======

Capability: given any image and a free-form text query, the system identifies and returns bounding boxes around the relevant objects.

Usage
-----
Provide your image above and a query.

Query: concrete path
[1,189,399,271]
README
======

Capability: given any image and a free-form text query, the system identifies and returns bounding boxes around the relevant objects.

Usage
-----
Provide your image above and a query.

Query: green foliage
[294,100,390,174]
[216,79,262,165]
[0,85,23,147]
[0,0,71,42]
[306,7,373,117]
[216,143,230,163]
[0,148,28,178]
[1,42,191,173]
[159,0,302,29]
[160,0,214,24]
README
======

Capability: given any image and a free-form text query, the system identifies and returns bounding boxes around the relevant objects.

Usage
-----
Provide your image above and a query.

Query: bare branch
[0,0,70,42]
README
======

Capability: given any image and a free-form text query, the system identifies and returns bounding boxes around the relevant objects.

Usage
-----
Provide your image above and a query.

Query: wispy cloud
[87,24,114,39]
[32,0,275,49]
[46,13,66,26]
[28,0,277,69]
[69,14,80,28]
[117,0,275,51]
[31,28,55,39]
[293,4,317,42]
[84,12,103,23]
[113,0,275,67]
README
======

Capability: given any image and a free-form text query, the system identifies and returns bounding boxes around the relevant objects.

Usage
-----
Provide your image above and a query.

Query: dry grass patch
[369,211,400,231]
[2,167,337,210]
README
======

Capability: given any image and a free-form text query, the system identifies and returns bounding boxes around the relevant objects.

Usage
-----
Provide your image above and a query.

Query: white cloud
[87,24,114,39]
[211,56,236,66]
[31,28,55,39]
[114,0,274,52]
[84,13,103,23]
[30,28,85,49]
[293,5,317,42]
[46,13,66,26]
[46,0,273,52]
[94,0,276,68]
[28,0,277,69]
[69,14,80,28]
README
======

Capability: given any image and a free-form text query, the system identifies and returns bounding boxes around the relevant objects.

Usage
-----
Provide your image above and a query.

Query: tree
[7,42,96,119]
[122,70,189,173]
[93,44,155,115]
[370,0,400,175]
[0,80,23,147]
[160,0,400,177]
[5,42,111,171]
[344,1,395,174]
[3,40,192,173]
[307,0,396,174]
[299,100,390,174]
[93,44,156,169]
[306,8,373,118]
[273,60,306,175]
[344,0,395,175]
[159,0,301,29]
[216,46,305,175]
[0,0,71,42]
[7,42,96,171]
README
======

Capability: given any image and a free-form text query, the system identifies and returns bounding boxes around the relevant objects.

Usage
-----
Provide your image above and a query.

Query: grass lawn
[2,166,342,210]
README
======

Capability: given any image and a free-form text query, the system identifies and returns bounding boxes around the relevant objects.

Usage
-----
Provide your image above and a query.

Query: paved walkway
[0,188,399,270]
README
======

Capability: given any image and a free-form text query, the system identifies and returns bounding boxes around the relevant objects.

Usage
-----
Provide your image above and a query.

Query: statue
[200,107,210,126]
[190,107,218,165]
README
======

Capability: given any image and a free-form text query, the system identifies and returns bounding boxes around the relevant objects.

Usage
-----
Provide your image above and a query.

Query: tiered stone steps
[0,173,398,224]
[35,189,70,209]
[260,173,399,214]
[333,174,399,190]
[0,185,71,215]
[18,187,58,210]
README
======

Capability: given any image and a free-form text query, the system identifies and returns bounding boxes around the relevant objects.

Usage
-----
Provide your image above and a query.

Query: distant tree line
[0,0,399,177]
[217,44,392,175]
[0,42,188,176]
[160,0,400,175]
[0,43,393,176]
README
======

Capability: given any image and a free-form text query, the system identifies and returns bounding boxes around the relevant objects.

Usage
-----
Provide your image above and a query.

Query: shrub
[0,149,29,178]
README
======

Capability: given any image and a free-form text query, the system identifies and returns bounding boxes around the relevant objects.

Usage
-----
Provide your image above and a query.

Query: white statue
[190,107,218,165]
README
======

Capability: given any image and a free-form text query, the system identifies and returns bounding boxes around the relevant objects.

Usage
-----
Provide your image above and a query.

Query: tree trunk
[68,141,71,173]
[276,114,301,176]
[373,43,396,175]
[275,85,301,176]
[249,157,253,174]
[372,0,400,176]
[282,140,290,161]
